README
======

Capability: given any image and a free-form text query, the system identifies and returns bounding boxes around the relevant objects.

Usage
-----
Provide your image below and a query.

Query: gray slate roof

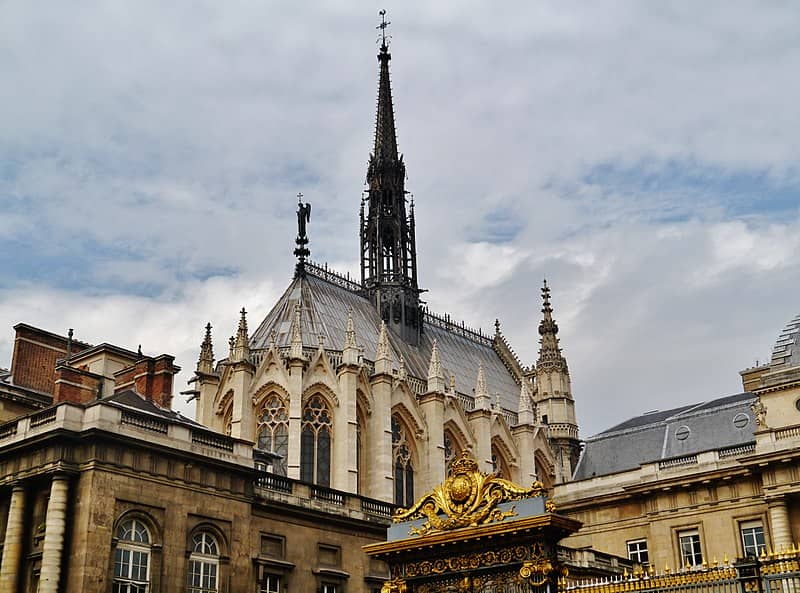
[573,391,756,481]
[771,313,800,370]
[249,273,522,413]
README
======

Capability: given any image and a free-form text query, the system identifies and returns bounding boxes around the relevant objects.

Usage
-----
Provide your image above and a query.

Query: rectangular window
[261,534,285,559]
[740,521,766,558]
[678,529,703,567]
[322,584,338,593]
[627,539,649,564]
[261,574,280,593]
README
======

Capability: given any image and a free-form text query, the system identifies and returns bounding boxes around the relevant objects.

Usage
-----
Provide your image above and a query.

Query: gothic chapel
[193,30,581,507]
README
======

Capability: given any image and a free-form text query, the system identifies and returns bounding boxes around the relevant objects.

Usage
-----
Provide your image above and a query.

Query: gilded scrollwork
[393,450,547,535]
[404,546,528,577]
[381,577,407,593]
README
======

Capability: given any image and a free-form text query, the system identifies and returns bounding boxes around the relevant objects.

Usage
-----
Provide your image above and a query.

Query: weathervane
[377,9,391,49]
[294,192,311,277]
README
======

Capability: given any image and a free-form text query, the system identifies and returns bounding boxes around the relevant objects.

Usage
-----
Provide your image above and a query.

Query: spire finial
[376,321,390,361]
[289,302,304,360]
[537,279,568,375]
[232,308,250,363]
[293,194,311,277]
[427,338,446,392]
[517,381,535,425]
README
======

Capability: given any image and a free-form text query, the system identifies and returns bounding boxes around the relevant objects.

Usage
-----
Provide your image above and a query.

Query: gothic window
[392,415,414,507]
[491,445,510,479]
[187,531,219,593]
[301,395,332,486]
[443,430,461,475]
[113,519,151,593]
[257,394,289,475]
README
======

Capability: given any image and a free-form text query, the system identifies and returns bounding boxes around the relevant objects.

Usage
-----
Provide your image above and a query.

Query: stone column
[38,475,70,593]
[0,484,26,593]
[768,497,793,549]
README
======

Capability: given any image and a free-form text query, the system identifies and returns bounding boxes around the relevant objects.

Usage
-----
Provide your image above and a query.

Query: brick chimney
[53,364,104,404]
[113,355,179,409]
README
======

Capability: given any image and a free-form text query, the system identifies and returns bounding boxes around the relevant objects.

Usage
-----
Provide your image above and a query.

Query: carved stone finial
[517,381,535,425]
[376,321,390,360]
[289,302,304,360]
[232,308,250,363]
[474,361,491,411]
[198,322,214,374]
[398,355,407,380]
[427,339,446,393]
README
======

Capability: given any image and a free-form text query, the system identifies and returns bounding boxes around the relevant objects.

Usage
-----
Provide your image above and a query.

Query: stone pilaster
[368,372,394,502]
[467,409,493,474]
[38,475,70,593]
[768,497,793,548]
[0,484,26,593]
[335,362,358,492]
[419,391,445,492]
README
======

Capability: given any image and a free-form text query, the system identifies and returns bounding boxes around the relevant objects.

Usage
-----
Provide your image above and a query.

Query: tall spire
[360,11,422,345]
[537,279,568,373]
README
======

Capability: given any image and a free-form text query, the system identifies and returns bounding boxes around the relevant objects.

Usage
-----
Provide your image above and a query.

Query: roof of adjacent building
[572,391,756,481]
[770,313,800,370]
[105,389,202,427]
[249,269,523,414]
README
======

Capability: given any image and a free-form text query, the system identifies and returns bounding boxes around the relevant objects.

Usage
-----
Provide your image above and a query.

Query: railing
[306,261,364,293]
[0,421,17,439]
[191,429,235,452]
[29,408,57,428]
[564,564,738,593]
[423,310,493,347]
[658,455,698,470]
[310,484,345,506]
[718,443,756,459]
[457,393,475,411]
[256,472,293,494]
[121,410,169,434]
[775,425,800,440]
[361,498,394,518]
[547,423,579,439]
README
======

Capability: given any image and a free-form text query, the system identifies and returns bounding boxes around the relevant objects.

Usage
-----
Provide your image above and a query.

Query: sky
[1,2,798,437]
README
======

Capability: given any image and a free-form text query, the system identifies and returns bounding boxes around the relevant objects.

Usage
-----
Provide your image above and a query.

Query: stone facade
[555,313,800,570]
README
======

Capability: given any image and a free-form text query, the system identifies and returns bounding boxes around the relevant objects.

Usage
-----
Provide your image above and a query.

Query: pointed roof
[197,322,214,373]
[248,271,521,413]
[373,38,399,163]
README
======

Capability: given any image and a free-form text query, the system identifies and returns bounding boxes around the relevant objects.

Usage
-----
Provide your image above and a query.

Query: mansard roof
[572,391,756,481]
[249,265,522,415]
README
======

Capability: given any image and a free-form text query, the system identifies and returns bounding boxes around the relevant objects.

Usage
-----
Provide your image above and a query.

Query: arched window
[443,430,461,475]
[257,394,289,475]
[187,531,220,593]
[113,518,151,593]
[392,415,414,507]
[491,445,511,479]
[300,395,332,486]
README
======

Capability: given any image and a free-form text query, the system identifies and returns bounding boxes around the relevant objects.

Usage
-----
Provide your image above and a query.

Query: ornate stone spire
[427,339,446,393]
[197,322,214,374]
[474,361,491,411]
[517,381,535,426]
[232,308,250,362]
[289,302,304,360]
[374,321,392,375]
[342,308,359,366]
[360,11,421,345]
[537,279,568,374]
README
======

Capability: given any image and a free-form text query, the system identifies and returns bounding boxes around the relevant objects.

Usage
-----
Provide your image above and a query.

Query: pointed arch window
[187,531,219,593]
[443,430,461,475]
[113,518,151,593]
[301,395,332,486]
[491,445,510,479]
[257,394,289,475]
[392,415,414,507]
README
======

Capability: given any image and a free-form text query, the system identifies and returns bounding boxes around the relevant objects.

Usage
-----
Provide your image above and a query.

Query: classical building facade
[555,314,800,570]
[192,35,581,504]
[0,323,392,593]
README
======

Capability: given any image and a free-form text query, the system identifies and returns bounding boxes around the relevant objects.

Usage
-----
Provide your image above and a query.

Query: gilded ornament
[381,578,407,593]
[394,450,547,536]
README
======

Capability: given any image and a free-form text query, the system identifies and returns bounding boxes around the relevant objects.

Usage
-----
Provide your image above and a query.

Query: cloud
[0,1,799,435]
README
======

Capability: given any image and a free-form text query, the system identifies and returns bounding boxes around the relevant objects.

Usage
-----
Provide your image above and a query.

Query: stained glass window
[300,395,332,486]
[257,394,289,475]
